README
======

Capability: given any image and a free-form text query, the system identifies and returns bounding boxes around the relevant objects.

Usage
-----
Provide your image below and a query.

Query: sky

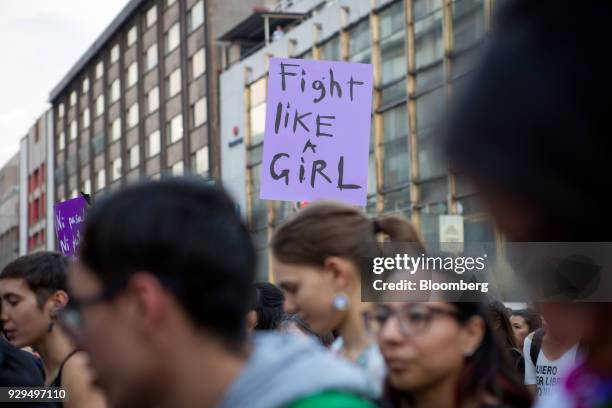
[0,0,129,169]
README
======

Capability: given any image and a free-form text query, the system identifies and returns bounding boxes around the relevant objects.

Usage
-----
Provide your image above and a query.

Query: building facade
[0,154,20,269]
[18,109,55,255]
[219,0,500,279]
[49,0,267,204]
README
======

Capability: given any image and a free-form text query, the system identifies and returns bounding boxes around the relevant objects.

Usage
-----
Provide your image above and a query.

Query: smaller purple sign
[54,196,87,258]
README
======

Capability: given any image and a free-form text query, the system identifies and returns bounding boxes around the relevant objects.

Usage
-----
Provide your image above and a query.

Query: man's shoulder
[287,391,378,408]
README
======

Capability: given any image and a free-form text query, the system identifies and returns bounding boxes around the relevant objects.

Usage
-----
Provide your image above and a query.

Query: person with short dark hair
[246,282,284,331]
[487,301,524,376]
[0,252,106,408]
[67,178,377,408]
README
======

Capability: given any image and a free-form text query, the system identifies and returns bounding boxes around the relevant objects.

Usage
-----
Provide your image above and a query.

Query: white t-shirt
[523,333,578,400]
[331,337,386,397]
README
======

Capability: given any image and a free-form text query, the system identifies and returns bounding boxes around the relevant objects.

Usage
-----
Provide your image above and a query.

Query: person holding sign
[271,201,424,397]
[0,252,107,408]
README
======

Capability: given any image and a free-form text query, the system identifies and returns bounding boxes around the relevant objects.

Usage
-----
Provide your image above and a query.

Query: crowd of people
[2,0,612,407]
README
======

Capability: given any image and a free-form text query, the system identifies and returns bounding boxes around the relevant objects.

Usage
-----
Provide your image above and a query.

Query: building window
[146,86,159,114]
[191,97,207,128]
[166,114,183,144]
[70,91,77,106]
[146,5,157,27]
[127,103,139,128]
[166,0,176,6]
[110,78,120,103]
[111,157,122,181]
[127,62,138,88]
[248,77,267,146]
[191,48,205,79]
[58,103,65,118]
[382,104,410,189]
[166,68,181,98]
[145,43,158,71]
[414,0,443,70]
[110,44,120,63]
[111,117,122,142]
[165,23,180,54]
[82,108,90,128]
[82,77,89,94]
[146,130,161,157]
[82,178,91,194]
[96,61,104,79]
[170,160,184,176]
[349,19,371,63]
[188,1,204,32]
[127,25,137,47]
[69,121,77,141]
[191,146,208,175]
[95,94,105,116]
[380,1,407,104]
[128,144,140,169]
[58,132,65,150]
[320,35,340,61]
[96,168,106,191]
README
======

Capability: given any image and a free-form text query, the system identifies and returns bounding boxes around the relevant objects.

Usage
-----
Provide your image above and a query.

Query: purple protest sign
[260,58,373,206]
[54,196,87,258]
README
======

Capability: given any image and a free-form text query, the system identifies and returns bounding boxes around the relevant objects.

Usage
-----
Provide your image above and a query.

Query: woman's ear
[460,316,486,356]
[323,256,355,292]
[48,290,69,316]
[245,310,258,332]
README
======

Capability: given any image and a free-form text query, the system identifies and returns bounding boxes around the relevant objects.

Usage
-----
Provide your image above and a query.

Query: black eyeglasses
[59,274,181,335]
[363,304,464,337]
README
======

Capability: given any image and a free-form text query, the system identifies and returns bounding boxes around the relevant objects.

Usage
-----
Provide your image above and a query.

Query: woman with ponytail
[271,201,423,397]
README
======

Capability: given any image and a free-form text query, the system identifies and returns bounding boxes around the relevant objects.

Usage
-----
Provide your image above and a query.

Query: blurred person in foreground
[0,252,106,408]
[444,1,612,406]
[67,178,377,408]
[510,309,542,349]
[487,301,524,376]
[369,300,532,407]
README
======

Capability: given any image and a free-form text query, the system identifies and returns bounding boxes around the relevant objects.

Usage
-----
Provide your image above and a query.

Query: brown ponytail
[271,201,424,271]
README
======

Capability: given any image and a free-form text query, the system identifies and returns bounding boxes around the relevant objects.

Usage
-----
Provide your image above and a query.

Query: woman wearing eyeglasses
[367,301,532,408]
[271,201,424,398]
[0,252,106,408]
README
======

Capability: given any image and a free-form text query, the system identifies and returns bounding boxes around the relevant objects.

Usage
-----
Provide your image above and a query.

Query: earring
[47,321,54,333]
[332,294,349,311]
[464,349,474,357]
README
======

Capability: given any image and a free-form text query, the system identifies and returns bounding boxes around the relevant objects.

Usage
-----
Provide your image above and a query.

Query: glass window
[146,86,159,114]
[129,144,140,169]
[415,86,445,132]
[127,103,139,128]
[127,25,137,47]
[58,132,65,150]
[167,68,181,98]
[111,117,121,142]
[146,5,157,28]
[110,44,119,63]
[111,157,122,181]
[95,61,104,79]
[191,48,206,79]
[96,168,106,191]
[82,178,91,195]
[191,97,207,128]
[147,130,161,157]
[379,1,405,40]
[166,0,177,6]
[191,146,209,175]
[110,78,120,103]
[380,3,406,89]
[82,108,90,128]
[127,62,138,87]
[171,160,184,176]
[146,43,158,71]
[82,78,89,94]
[414,6,443,69]
[383,188,411,214]
[165,23,180,54]
[58,103,65,118]
[320,35,340,61]
[418,131,446,179]
[69,121,77,141]
[452,0,485,52]
[249,103,266,145]
[70,91,76,106]
[167,114,183,144]
[188,1,204,32]
[414,0,442,20]
[349,19,371,62]
[95,94,105,116]
[382,104,410,188]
